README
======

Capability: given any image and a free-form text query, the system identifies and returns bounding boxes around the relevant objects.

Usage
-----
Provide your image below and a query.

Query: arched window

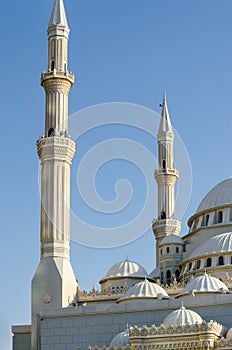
[176,246,179,253]
[160,249,162,256]
[205,214,209,226]
[51,60,55,71]
[161,211,166,220]
[161,271,164,284]
[48,128,55,137]
[162,159,166,169]
[196,260,201,269]
[201,216,205,227]
[175,269,180,278]
[218,256,224,266]
[218,211,223,223]
[166,270,171,284]
[167,247,170,253]
[192,219,199,231]
[207,257,212,267]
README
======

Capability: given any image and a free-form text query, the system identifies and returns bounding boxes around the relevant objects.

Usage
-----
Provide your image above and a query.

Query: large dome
[196,178,232,213]
[105,259,148,278]
[188,232,232,260]
[117,279,169,303]
[162,305,202,326]
[176,272,229,298]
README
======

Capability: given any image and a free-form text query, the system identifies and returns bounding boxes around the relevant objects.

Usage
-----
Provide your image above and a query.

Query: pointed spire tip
[48,0,69,29]
[163,91,166,103]
[158,91,173,134]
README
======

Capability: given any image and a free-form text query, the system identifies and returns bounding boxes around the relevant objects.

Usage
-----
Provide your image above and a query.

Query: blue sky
[1,0,232,348]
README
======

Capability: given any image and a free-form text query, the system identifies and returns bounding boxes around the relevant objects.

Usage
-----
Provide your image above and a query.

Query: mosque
[12,1,232,349]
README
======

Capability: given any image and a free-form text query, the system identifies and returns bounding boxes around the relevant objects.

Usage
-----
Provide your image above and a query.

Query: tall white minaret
[31,1,77,349]
[152,94,181,266]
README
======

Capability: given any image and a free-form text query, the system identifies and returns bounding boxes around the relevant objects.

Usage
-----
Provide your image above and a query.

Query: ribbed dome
[160,234,183,245]
[105,259,148,278]
[117,279,169,303]
[176,273,229,298]
[196,178,232,213]
[110,330,129,347]
[188,232,232,260]
[162,305,202,326]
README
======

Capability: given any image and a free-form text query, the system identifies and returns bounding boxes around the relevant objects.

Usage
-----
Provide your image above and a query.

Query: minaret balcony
[41,70,74,85]
[37,136,75,164]
[152,218,181,236]
[154,168,179,177]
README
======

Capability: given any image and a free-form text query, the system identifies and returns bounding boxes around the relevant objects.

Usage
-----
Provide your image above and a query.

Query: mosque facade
[12,1,232,350]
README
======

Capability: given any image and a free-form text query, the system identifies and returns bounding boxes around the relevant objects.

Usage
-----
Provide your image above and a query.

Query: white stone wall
[12,326,31,350]
[38,295,232,350]
[12,334,31,350]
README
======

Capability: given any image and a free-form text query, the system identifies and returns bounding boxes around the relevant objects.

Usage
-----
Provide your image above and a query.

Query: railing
[154,168,179,176]
[152,218,181,227]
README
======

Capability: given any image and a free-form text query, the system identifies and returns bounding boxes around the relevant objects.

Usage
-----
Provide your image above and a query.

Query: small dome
[176,273,229,297]
[226,328,232,341]
[162,305,202,326]
[117,279,169,303]
[105,259,148,278]
[160,234,183,245]
[149,266,160,279]
[110,330,129,347]
[187,232,232,260]
[196,178,232,214]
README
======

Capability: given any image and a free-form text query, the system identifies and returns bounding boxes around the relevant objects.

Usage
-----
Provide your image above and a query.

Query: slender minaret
[31,1,77,348]
[152,93,181,266]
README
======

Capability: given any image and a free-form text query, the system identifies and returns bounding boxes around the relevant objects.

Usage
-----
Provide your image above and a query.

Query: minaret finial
[163,91,166,102]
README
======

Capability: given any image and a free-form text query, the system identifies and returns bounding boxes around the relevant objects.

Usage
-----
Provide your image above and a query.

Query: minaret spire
[31,1,77,349]
[152,93,181,278]
[158,92,173,134]
[49,0,69,28]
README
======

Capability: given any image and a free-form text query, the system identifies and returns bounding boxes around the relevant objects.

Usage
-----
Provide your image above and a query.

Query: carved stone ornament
[42,294,52,304]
